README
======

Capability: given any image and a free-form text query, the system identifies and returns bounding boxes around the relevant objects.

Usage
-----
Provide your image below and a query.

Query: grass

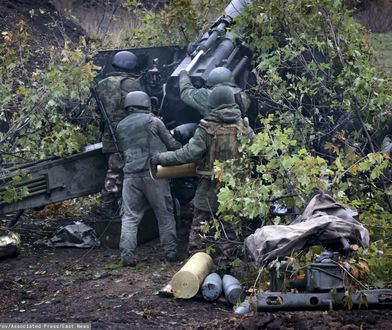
[369,32,392,75]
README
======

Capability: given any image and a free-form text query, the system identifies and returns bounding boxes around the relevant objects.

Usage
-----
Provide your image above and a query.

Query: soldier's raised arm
[179,69,209,116]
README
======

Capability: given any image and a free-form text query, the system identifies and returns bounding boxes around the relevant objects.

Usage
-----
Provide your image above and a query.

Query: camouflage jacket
[159,104,254,212]
[179,70,251,117]
[117,109,181,175]
[96,72,145,153]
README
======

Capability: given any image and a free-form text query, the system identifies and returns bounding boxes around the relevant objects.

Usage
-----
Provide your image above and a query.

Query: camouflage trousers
[189,208,237,267]
[188,208,214,255]
[100,153,125,212]
[120,173,177,261]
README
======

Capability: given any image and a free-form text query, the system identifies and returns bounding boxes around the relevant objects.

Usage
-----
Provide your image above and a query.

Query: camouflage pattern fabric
[116,109,181,262]
[179,71,209,116]
[95,72,145,213]
[159,103,254,212]
[187,208,213,255]
[96,72,145,153]
[116,110,181,174]
[120,174,177,261]
[189,208,238,265]
[100,152,125,212]
[179,70,251,117]
[195,118,249,177]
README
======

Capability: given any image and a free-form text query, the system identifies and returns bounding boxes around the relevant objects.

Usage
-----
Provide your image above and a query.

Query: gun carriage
[0,0,256,243]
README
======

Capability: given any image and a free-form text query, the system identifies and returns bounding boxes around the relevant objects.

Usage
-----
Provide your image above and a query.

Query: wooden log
[171,252,214,299]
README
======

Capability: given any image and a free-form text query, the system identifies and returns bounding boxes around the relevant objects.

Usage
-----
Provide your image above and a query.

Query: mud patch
[1,216,392,329]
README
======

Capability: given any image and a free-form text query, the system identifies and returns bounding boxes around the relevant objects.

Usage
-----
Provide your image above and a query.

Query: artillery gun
[0,0,256,247]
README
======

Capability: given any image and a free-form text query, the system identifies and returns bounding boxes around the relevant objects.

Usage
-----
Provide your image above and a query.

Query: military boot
[165,251,179,263]
[94,205,119,219]
[121,255,137,267]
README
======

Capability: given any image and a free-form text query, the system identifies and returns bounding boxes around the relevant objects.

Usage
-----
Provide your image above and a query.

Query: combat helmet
[208,85,235,109]
[112,51,137,72]
[206,67,233,87]
[124,91,151,109]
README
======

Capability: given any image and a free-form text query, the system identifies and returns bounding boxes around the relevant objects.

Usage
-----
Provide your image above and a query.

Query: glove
[150,154,161,166]
[179,69,188,77]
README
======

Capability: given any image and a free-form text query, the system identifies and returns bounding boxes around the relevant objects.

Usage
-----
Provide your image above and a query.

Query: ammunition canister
[171,252,214,299]
[222,274,245,305]
[150,163,196,180]
[202,272,222,301]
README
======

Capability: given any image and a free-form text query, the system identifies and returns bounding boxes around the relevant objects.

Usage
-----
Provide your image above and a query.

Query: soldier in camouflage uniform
[117,91,181,266]
[179,67,251,117]
[95,51,145,217]
[152,86,254,254]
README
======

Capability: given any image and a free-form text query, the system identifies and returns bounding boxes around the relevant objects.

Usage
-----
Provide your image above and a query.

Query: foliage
[357,241,392,288]
[215,116,329,230]
[0,19,99,164]
[124,0,227,47]
[203,0,392,286]
[215,115,389,227]
[250,244,391,292]
[31,195,100,219]
[369,32,392,75]
[0,170,30,204]
[212,114,391,282]
[235,0,391,153]
[104,261,123,270]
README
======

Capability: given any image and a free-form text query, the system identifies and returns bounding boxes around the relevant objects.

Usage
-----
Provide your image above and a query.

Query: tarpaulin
[47,222,101,248]
[245,193,369,266]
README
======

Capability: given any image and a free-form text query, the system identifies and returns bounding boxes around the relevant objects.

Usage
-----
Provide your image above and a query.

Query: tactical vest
[116,112,167,174]
[96,74,144,153]
[196,118,249,177]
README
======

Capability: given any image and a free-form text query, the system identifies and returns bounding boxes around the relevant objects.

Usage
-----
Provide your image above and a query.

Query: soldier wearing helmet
[151,86,254,254]
[95,51,146,218]
[179,67,251,117]
[116,91,181,266]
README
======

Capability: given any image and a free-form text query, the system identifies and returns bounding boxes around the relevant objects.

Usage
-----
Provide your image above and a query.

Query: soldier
[95,51,145,218]
[151,86,254,254]
[117,91,181,266]
[179,66,251,117]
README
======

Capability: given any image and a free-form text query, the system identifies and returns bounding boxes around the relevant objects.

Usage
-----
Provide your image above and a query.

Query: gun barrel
[199,22,227,52]
[224,0,251,18]
[160,0,254,125]
[232,56,249,79]
[224,46,240,69]
[235,289,392,314]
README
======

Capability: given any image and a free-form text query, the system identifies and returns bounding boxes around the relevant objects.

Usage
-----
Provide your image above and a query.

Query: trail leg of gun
[235,290,392,314]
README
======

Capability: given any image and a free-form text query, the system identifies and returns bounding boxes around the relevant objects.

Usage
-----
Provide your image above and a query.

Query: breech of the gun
[234,289,392,314]
[166,38,235,98]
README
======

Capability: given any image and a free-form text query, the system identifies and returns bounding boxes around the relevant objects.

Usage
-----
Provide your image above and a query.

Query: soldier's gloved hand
[179,69,188,77]
[150,154,161,166]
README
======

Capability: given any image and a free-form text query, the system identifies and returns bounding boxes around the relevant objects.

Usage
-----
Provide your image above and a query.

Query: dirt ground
[1,214,392,330]
[1,1,391,329]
